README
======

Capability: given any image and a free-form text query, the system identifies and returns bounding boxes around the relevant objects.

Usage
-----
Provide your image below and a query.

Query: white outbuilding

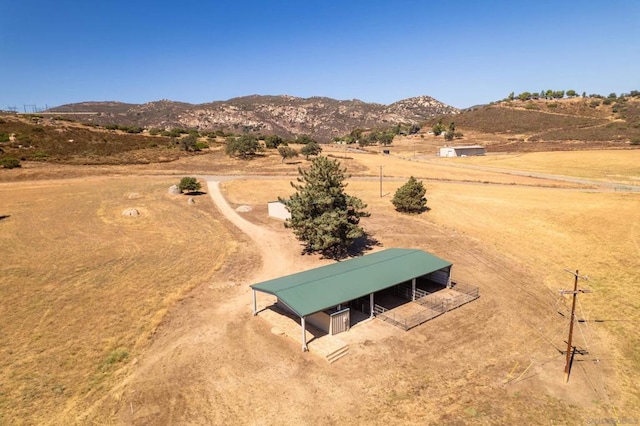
[438,145,486,157]
[267,201,291,220]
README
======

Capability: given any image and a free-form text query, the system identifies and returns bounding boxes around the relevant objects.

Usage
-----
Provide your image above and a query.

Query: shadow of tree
[0,215,10,221]
[184,191,207,196]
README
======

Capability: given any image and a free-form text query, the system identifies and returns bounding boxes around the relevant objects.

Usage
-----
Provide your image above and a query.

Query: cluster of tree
[281,156,430,256]
[506,89,640,102]
[225,134,264,158]
[172,134,209,152]
[431,120,463,140]
[334,123,421,147]
[225,132,323,161]
[104,124,144,133]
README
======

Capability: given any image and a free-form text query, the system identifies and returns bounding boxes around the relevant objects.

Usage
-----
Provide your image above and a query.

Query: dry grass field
[1,146,639,424]
[0,176,252,424]
[446,150,640,185]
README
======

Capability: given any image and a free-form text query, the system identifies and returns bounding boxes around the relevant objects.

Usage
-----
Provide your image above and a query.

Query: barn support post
[412,278,416,301]
[301,316,308,352]
[370,293,375,318]
[252,289,257,315]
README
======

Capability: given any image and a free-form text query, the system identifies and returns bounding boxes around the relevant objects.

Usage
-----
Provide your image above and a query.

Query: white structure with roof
[439,145,486,157]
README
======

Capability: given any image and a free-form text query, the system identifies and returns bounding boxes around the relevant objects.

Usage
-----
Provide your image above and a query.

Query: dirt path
[205,179,330,283]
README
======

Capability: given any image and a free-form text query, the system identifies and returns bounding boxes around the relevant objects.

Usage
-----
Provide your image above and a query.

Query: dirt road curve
[205,179,329,283]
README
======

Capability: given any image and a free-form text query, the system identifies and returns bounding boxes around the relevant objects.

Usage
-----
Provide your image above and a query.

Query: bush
[0,132,9,142]
[178,177,201,193]
[0,157,21,169]
[630,138,640,146]
[392,176,427,213]
[195,142,209,150]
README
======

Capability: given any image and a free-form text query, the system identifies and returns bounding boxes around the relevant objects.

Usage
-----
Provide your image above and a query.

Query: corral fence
[375,281,480,331]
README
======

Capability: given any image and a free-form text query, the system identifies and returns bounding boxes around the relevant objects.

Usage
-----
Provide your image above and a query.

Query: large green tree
[301,141,322,159]
[391,176,427,213]
[225,134,263,158]
[280,156,370,257]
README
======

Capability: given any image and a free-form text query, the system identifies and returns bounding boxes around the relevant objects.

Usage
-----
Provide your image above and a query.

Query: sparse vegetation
[0,157,21,169]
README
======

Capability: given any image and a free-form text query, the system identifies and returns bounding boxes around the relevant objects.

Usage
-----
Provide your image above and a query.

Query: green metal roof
[251,248,452,317]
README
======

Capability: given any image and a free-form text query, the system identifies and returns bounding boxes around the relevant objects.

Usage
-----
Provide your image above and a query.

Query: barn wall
[426,267,451,286]
[307,311,331,333]
[439,147,457,157]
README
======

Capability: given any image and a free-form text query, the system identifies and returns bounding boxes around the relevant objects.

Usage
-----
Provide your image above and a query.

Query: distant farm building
[267,201,291,220]
[251,248,479,351]
[438,145,486,157]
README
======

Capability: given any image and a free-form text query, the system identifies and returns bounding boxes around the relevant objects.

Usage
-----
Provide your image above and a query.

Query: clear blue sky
[1,0,638,109]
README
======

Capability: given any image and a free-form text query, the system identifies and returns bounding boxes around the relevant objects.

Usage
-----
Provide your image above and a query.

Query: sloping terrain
[427,96,640,151]
[0,115,201,165]
[45,95,459,142]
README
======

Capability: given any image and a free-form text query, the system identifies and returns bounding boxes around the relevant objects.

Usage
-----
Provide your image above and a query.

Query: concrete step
[326,345,349,363]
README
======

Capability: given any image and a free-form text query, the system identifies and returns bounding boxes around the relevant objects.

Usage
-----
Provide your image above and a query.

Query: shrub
[630,138,640,146]
[0,157,21,169]
[0,132,9,142]
[195,142,209,150]
[178,177,201,193]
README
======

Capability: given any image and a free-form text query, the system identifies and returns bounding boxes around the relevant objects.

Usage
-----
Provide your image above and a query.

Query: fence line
[375,282,480,331]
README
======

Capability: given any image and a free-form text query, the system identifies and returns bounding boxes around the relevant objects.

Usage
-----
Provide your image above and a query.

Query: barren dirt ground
[2,148,638,425]
[87,180,628,424]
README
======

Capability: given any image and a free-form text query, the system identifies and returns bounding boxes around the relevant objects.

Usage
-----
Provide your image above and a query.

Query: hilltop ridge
[47,95,459,142]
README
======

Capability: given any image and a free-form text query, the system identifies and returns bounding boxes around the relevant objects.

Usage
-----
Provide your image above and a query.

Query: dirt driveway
[85,178,613,425]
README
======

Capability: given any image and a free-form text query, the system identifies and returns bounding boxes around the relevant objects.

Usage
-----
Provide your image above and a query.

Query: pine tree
[392,176,427,213]
[280,156,370,257]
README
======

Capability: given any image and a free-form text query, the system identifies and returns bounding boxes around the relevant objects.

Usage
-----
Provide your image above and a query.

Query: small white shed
[267,201,291,220]
[439,145,486,157]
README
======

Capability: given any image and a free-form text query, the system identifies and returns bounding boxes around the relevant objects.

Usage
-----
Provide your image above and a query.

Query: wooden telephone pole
[559,269,590,383]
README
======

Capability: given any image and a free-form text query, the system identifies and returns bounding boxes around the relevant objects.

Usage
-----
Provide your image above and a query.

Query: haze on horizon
[1,0,638,110]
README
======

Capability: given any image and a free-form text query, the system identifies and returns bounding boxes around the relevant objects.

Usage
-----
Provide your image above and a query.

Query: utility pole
[559,269,590,383]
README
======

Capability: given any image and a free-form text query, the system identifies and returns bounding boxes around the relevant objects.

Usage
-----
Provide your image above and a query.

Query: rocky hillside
[47,95,458,142]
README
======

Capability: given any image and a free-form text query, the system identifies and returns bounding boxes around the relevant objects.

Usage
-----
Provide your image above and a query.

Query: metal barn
[439,145,486,157]
[251,249,478,351]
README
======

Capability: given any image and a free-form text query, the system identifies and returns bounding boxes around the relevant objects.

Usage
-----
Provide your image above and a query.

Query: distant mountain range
[48,95,459,141]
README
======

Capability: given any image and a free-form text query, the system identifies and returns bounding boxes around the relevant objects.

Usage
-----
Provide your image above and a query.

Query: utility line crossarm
[559,269,591,383]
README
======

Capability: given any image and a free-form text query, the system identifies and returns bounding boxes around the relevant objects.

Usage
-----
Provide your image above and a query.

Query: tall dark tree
[391,176,427,213]
[280,156,370,257]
